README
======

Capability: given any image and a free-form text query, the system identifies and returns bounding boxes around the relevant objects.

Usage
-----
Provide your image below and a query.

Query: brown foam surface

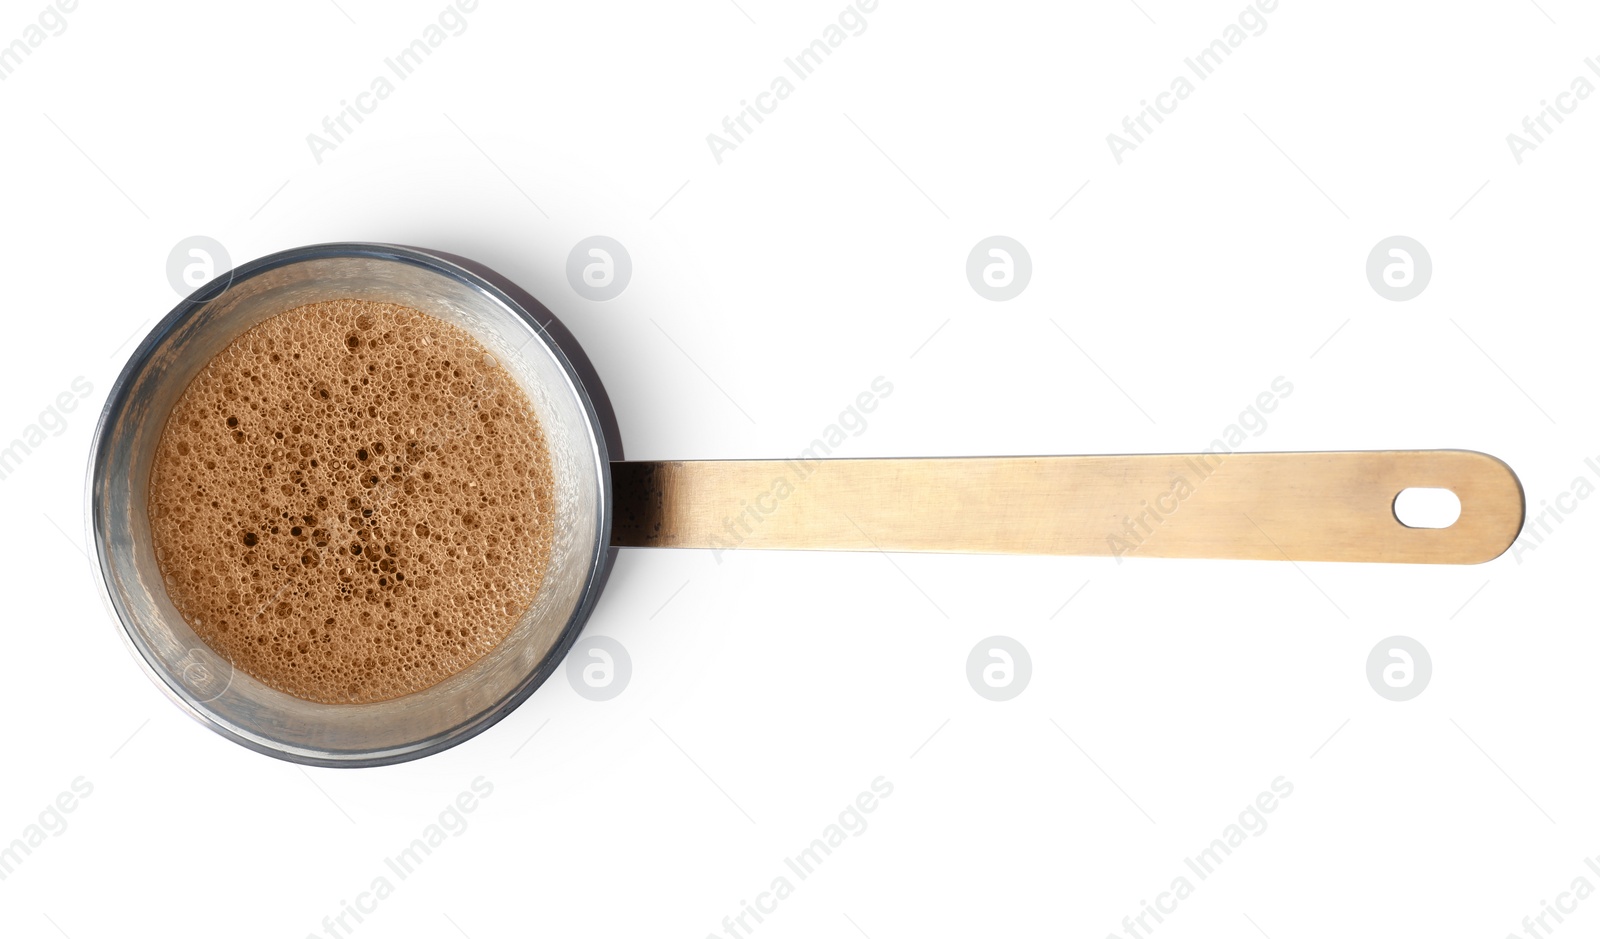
[147,299,555,704]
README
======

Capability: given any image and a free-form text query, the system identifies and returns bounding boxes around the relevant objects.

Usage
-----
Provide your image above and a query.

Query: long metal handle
[610,450,1524,564]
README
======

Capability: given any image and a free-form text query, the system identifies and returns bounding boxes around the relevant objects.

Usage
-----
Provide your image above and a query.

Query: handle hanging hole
[1394,488,1461,529]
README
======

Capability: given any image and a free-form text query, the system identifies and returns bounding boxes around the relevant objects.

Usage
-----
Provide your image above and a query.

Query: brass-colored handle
[610,450,1524,564]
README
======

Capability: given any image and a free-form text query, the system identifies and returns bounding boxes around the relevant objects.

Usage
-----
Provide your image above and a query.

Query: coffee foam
[147,299,555,704]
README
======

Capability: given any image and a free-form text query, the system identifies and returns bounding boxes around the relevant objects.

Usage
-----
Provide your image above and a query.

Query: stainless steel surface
[88,244,612,766]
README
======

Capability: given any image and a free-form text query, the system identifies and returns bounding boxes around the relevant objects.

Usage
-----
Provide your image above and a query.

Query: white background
[1,1,1597,937]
